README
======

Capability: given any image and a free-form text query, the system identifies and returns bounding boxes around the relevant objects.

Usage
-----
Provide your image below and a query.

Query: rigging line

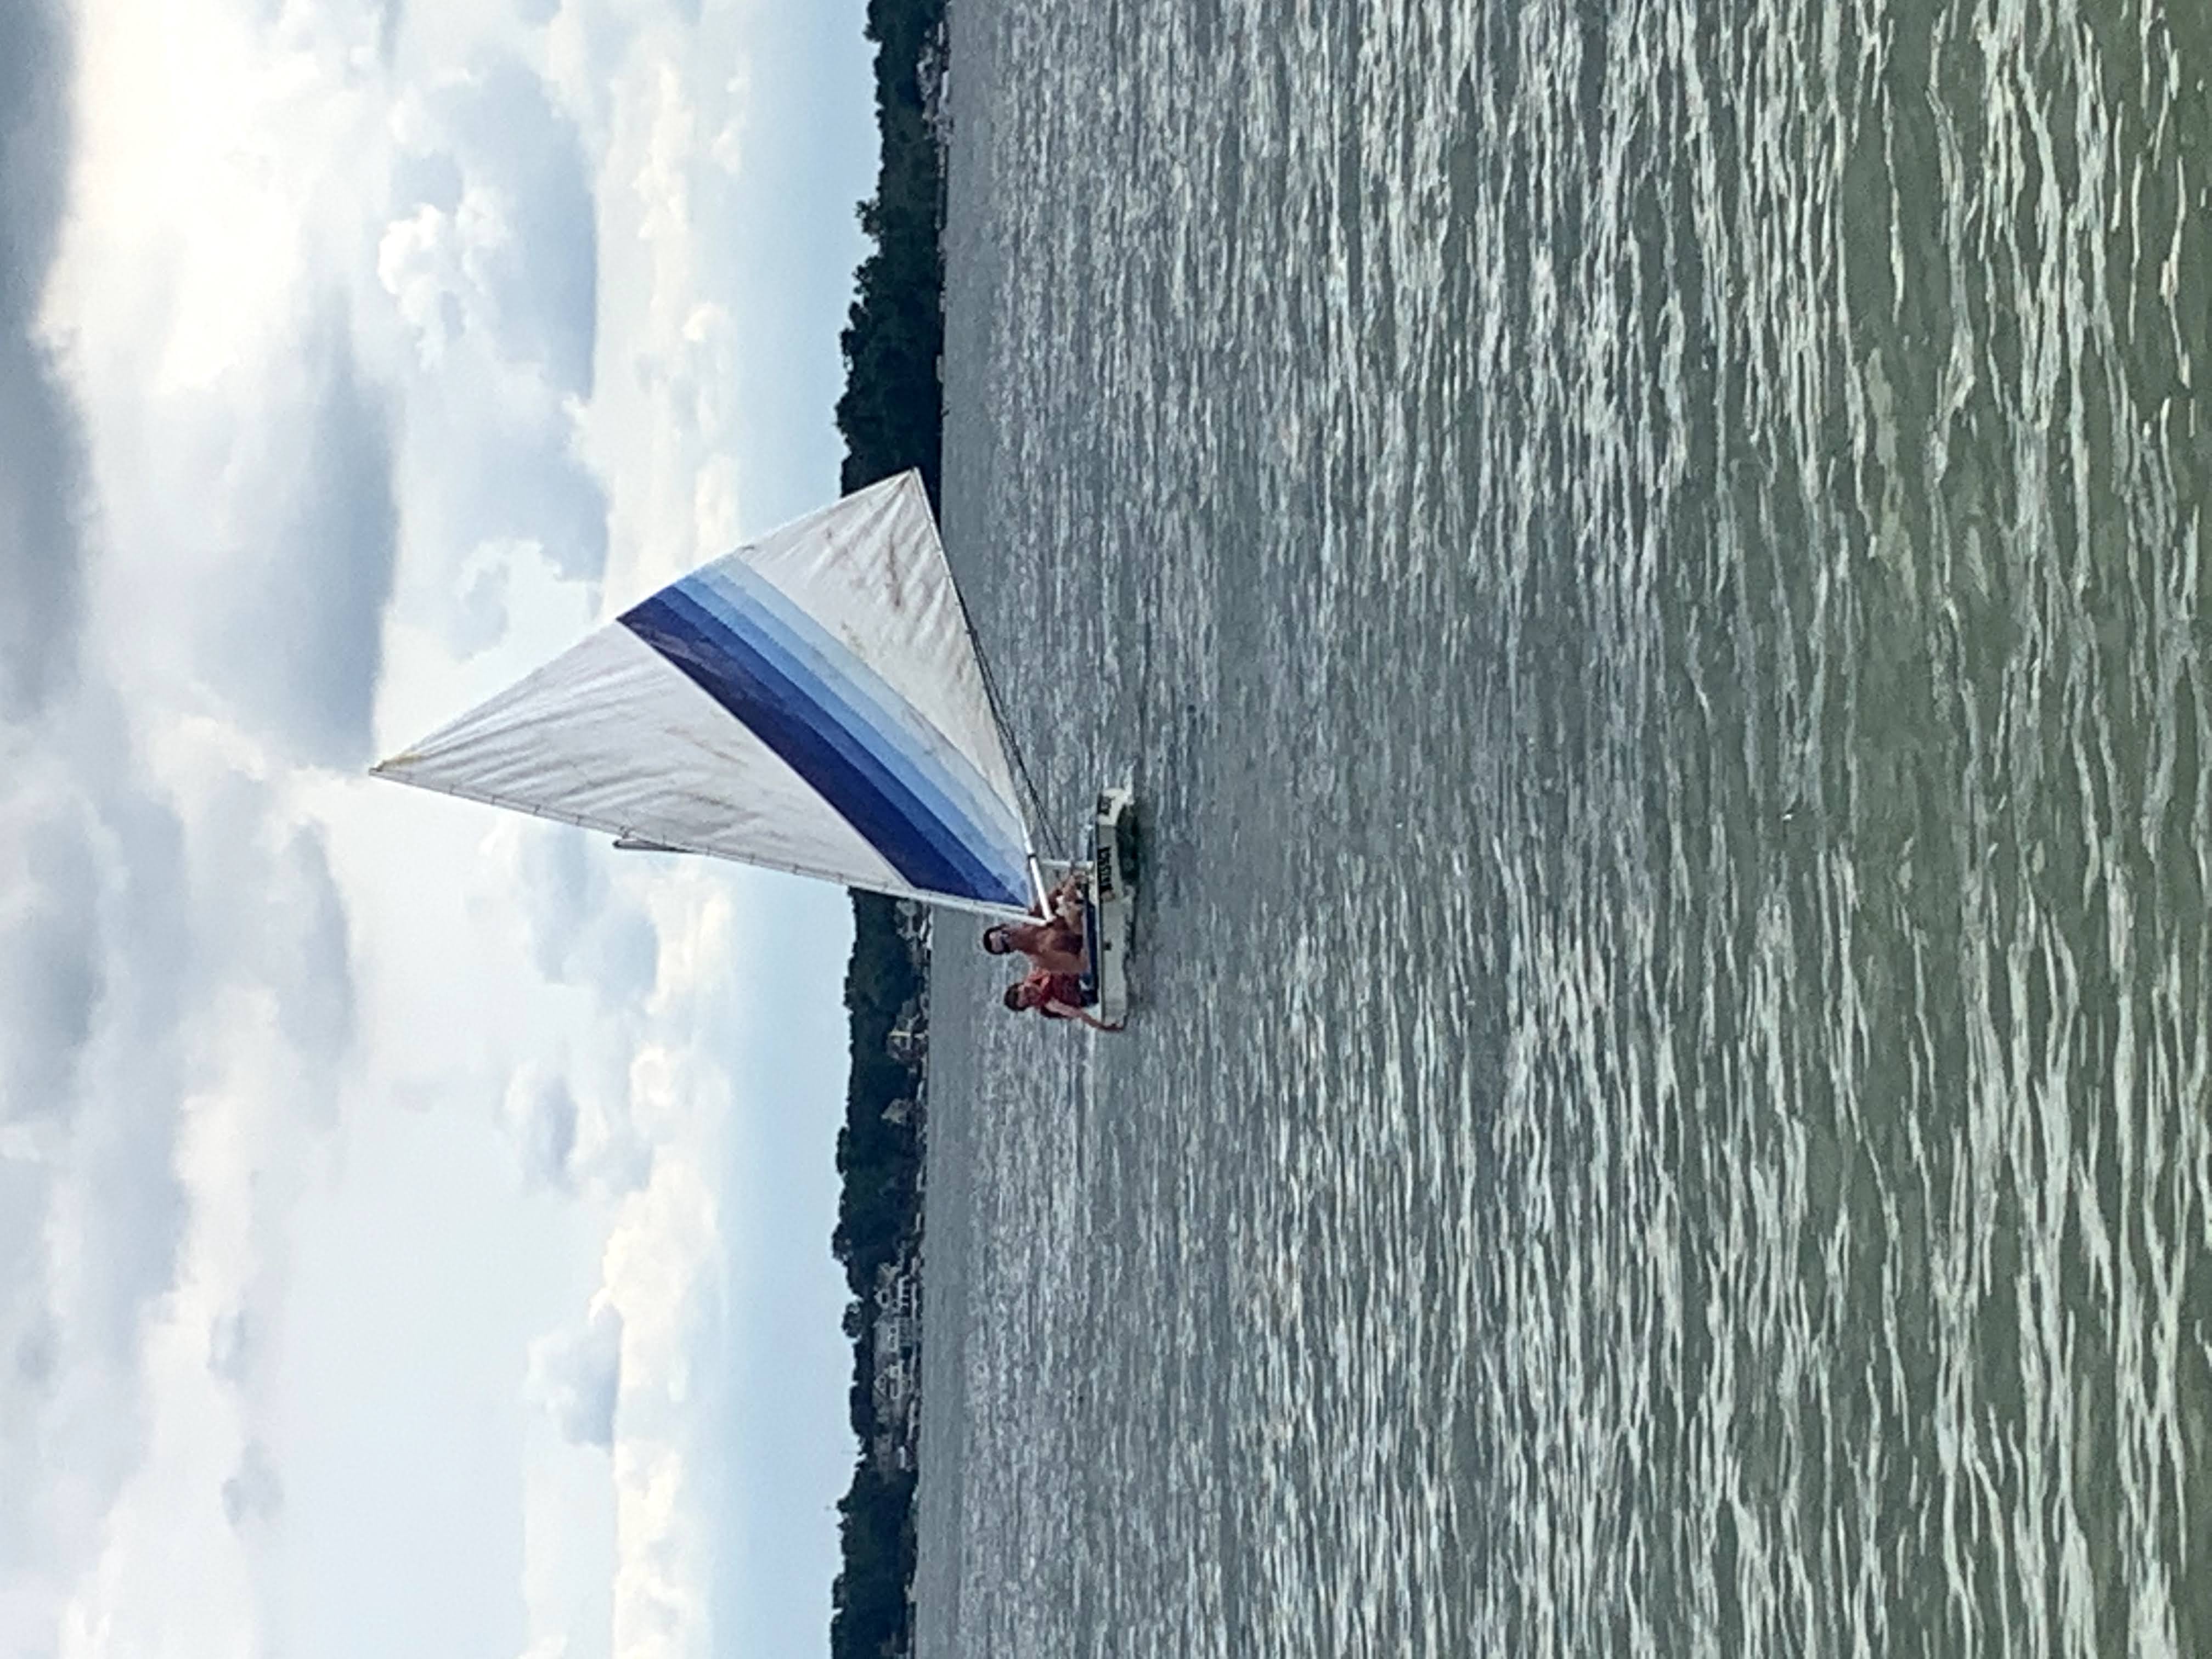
[939,568,1065,870]
[916,470,1066,870]
[969,619,1066,867]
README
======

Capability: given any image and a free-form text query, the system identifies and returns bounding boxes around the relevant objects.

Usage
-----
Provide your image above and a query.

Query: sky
[1,0,882,1654]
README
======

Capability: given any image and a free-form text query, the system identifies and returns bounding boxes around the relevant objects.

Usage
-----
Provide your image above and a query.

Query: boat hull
[1084,786,1135,1029]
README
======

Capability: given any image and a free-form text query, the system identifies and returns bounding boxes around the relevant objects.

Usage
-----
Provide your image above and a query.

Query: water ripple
[916,0,2211,1652]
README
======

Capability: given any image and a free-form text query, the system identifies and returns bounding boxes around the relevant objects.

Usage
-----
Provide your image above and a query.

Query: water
[913,0,2212,1652]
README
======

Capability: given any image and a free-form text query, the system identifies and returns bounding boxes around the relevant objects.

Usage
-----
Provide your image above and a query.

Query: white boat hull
[1082,786,1135,1029]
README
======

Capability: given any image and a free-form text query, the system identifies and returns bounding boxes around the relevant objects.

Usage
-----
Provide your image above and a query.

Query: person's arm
[1045,998,1116,1031]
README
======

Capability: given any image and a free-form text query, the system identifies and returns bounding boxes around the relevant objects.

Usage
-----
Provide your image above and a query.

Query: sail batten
[373,473,1038,915]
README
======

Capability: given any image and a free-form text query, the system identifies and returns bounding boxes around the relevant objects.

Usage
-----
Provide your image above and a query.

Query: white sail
[373,472,1037,916]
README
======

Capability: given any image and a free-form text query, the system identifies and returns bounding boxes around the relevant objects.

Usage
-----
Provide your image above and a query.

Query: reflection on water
[917,0,2211,1652]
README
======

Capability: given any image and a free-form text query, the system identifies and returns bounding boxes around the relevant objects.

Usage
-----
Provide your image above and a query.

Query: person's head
[982,924,1013,955]
[1002,982,1030,1012]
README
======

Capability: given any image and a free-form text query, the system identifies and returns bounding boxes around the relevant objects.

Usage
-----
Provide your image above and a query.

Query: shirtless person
[980,872,1088,977]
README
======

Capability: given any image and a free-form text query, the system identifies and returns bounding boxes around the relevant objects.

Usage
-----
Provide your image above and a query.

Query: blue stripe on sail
[619,567,1030,910]
[674,567,1032,894]
[680,565,1028,866]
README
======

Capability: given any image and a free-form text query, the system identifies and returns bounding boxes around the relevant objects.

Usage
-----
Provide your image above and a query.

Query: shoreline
[824,0,951,1653]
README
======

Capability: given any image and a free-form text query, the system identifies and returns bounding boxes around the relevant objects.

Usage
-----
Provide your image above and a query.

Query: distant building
[869,1257,924,1471]
[893,898,932,954]
[889,901,930,1079]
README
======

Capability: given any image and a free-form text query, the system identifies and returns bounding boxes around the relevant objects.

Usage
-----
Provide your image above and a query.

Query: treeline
[833,894,928,1308]
[836,0,949,507]
[829,892,926,1658]
[828,0,949,1653]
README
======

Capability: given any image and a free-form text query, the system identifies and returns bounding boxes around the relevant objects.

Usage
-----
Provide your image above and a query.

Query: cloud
[498,1047,653,1200]
[506,1070,580,1190]
[0,2,70,277]
[444,544,516,658]
[207,1309,253,1383]
[518,826,605,981]
[515,825,660,1002]
[384,55,600,390]
[0,1157,60,1566]
[0,713,362,1644]
[600,1155,722,1659]
[0,782,105,1120]
[11,1,870,1654]
[0,720,192,1372]
[371,0,404,61]
[140,764,360,1105]
[516,1121,729,1659]
[210,311,400,769]
[377,320,610,597]
[262,825,358,1060]
[435,58,599,397]
[221,1440,284,1531]
[0,0,89,719]
[63,1071,191,1373]
[529,1301,624,1449]
[0,329,89,716]
[377,52,610,597]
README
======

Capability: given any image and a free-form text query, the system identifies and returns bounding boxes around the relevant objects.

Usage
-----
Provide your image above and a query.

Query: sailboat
[371,470,1134,1028]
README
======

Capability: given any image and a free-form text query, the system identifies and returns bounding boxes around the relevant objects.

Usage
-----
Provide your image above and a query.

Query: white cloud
[0,0,87,723]
[222,1441,285,1532]
[506,1068,584,1190]
[7,0,879,1654]
[4,1,516,1651]
[0,688,369,1657]
[515,1130,726,1659]
[563,25,746,603]
[380,53,601,396]
[377,196,483,369]
[531,1301,625,1449]
[602,1156,723,1659]
[370,54,611,602]
[39,953,351,1659]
